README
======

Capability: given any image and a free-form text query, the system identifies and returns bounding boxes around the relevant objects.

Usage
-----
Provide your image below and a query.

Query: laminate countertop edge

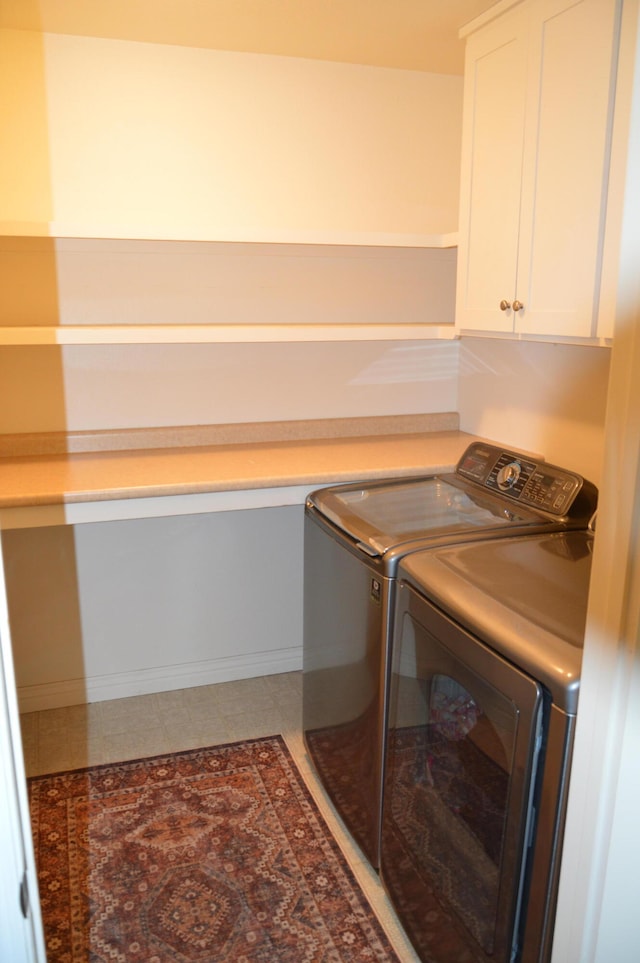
[0,429,484,510]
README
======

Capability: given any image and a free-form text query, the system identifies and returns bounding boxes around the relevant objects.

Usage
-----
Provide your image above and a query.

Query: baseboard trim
[17,647,303,713]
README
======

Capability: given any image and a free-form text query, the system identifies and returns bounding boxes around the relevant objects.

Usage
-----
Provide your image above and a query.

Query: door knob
[512,300,524,312]
[499,299,511,311]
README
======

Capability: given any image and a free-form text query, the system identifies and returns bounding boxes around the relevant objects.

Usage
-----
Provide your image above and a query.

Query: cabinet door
[0,534,46,963]
[456,3,530,332]
[515,0,618,338]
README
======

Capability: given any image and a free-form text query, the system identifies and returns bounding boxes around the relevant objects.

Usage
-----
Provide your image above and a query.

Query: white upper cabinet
[456,0,620,341]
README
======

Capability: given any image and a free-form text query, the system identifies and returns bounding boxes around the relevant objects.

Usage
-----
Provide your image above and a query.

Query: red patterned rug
[29,735,400,963]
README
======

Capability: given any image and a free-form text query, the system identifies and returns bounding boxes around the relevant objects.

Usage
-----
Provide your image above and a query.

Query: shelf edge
[0,223,459,249]
[0,324,459,345]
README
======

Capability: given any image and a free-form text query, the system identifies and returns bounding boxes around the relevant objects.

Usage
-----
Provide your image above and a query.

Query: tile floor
[20,671,420,963]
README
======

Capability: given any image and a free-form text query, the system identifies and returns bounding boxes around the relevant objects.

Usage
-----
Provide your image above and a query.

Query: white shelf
[0,224,459,249]
[0,324,458,346]
[455,328,613,348]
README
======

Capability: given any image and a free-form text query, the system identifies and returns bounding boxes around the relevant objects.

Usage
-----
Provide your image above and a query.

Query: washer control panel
[456,443,588,516]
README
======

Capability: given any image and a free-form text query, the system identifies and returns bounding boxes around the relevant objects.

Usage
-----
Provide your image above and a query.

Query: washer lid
[306,443,597,557]
[399,531,594,711]
[307,475,539,555]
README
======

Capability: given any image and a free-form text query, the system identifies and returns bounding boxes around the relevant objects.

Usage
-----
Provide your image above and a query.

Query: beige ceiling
[0,0,496,74]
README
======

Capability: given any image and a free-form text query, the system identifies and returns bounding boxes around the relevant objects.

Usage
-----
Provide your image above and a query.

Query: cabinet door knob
[512,300,524,312]
[499,299,511,311]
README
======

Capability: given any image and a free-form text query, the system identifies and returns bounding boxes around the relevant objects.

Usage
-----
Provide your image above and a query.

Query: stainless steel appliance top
[306,442,598,557]
[398,530,594,712]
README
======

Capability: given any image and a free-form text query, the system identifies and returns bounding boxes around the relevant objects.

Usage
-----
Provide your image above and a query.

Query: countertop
[0,430,478,508]
[0,415,483,528]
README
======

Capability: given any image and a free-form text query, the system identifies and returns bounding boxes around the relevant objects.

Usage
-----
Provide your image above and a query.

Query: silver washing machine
[381,529,594,963]
[302,442,597,868]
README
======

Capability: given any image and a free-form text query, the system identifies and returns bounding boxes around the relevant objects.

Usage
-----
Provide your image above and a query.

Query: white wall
[0,28,463,241]
[0,239,457,327]
[457,337,611,486]
[0,339,459,434]
[4,506,305,710]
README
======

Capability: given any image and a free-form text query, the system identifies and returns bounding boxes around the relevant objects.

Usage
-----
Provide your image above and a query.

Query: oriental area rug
[28,735,400,963]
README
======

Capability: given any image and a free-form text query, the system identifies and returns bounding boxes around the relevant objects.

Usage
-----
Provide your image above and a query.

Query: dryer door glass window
[381,587,543,963]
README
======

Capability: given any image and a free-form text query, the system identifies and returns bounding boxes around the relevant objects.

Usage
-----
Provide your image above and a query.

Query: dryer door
[381,582,543,963]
